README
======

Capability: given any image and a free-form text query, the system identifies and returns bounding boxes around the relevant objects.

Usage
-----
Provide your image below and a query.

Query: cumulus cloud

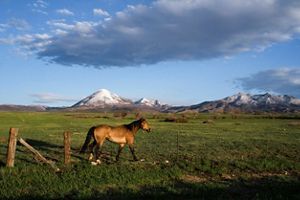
[11,0,300,67]
[0,33,52,58]
[46,20,96,35]
[31,93,77,104]
[56,9,74,16]
[93,8,110,17]
[236,68,300,97]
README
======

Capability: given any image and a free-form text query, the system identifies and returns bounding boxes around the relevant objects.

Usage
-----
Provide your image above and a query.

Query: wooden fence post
[6,128,18,167]
[64,131,71,165]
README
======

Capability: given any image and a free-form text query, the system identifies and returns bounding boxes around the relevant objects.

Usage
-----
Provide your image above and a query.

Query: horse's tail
[80,126,95,154]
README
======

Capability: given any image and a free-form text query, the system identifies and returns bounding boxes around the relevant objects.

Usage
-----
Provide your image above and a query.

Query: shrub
[113,112,128,119]
[163,116,188,123]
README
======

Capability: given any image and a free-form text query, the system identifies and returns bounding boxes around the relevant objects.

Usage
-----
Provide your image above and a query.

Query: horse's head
[139,118,151,132]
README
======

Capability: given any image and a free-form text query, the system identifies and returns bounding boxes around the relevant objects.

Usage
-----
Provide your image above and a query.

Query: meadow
[0,111,299,199]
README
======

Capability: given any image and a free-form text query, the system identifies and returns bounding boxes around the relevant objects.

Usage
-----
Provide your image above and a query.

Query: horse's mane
[124,118,143,131]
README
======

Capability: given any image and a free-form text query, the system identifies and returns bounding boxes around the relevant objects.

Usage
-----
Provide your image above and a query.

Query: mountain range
[167,93,300,113]
[1,89,300,113]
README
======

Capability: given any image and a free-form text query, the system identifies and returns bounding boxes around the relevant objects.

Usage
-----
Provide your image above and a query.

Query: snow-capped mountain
[134,98,162,107]
[72,89,132,107]
[167,93,300,113]
[223,93,255,106]
[71,89,168,110]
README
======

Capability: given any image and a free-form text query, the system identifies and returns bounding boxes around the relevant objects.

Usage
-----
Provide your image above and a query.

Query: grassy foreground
[0,112,300,199]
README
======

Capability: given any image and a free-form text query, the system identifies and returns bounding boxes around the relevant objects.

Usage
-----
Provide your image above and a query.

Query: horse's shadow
[17,138,86,162]
[21,139,63,150]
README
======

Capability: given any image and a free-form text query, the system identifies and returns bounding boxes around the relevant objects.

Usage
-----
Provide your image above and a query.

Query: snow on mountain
[167,93,300,113]
[223,93,300,106]
[70,89,300,112]
[291,98,300,105]
[223,92,255,105]
[72,89,131,107]
[134,98,162,107]
[71,89,169,110]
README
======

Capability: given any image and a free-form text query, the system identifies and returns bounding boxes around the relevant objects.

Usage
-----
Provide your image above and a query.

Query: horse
[80,118,151,163]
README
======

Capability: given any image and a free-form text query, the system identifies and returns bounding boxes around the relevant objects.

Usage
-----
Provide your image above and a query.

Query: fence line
[2,128,72,171]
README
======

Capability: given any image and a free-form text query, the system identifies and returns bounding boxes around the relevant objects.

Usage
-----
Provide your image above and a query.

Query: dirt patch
[181,171,299,184]
[181,175,208,183]
[288,121,300,127]
[202,119,214,124]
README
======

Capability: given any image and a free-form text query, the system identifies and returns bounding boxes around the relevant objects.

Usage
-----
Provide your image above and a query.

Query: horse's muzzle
[146,128,151,132]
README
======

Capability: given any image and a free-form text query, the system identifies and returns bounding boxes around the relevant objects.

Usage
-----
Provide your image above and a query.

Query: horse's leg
[88,140,97,161]
[116,144,125,161]
[129,144,138,161]
[93,139,105,163]
[93,144,99,160]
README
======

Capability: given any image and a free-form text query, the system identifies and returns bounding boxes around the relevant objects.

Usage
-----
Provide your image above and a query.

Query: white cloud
[31,93,77,104]
[0,38,14,45]
[1,33,52,53]
[30,0,48,15]
[9,0,300,67]
[47,20,95,35]
[0,19,31,33]
[0,23,8,31]
[56,9,74,16]
[53,29,68,36]
[7,18,31,31]
[32,9,48,15]
[93,8,110,17]
[236,68,300,97]
[47,20,75,30]
[33,0,48,8]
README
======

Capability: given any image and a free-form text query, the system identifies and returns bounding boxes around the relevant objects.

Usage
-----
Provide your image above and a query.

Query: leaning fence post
[6,128,18,167]
[18,138,60,172]
[64,131,71,165]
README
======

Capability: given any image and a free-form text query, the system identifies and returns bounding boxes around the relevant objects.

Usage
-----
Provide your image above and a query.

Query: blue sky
[0,0,300,106]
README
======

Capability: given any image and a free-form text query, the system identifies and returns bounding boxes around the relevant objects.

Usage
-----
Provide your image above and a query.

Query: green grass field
[0,112,300,199]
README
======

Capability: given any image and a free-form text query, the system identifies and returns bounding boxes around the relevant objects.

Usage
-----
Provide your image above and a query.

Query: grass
[0,111,300,199]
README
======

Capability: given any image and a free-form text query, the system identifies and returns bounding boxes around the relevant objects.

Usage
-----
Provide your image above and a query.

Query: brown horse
[80,118,151,163]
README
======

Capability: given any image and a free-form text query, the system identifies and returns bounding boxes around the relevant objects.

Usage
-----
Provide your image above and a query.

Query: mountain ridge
[0,90,299,113]
[167,93,300,113]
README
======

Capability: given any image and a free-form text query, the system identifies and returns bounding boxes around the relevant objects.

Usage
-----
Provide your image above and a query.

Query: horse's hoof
[140,159,145,162]
[91,161,98,166]
[91,159,101,166]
